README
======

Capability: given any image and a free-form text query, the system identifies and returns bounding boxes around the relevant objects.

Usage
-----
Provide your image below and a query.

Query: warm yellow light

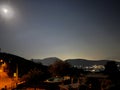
[14,73,17,77]
[0,70,3,72]
[0,60,3,62]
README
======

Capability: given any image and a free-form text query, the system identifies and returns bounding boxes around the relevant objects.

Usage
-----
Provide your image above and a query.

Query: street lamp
[0,60,3,63]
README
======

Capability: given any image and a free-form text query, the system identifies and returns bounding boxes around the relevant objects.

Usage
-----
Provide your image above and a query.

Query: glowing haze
[0,4,15,19]
[0,0,120,60]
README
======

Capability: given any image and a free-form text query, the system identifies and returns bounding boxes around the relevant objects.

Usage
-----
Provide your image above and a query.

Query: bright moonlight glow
[0,4,14,19]
[2,8,9,14]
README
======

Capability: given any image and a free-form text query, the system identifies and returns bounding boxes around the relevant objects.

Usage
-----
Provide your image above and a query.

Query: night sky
[0,0,120,60]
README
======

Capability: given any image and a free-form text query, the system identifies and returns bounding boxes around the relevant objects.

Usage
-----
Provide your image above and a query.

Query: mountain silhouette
[32,57,61,66]
[33,58,120,67]
[65,59,120,67]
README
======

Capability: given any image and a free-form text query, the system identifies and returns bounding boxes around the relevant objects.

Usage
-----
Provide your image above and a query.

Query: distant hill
[65,59,120,67]
[33,57,120,67]
[32,57,61,66]
[0,52,38,77]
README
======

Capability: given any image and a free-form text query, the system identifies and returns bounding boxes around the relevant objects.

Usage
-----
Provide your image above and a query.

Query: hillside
[32,57,61,66]
[66,59,120,67]
[33,57,120,67]
[0,52,37,77]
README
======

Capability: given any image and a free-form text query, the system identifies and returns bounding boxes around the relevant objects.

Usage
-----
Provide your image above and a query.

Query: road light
[0,60,3,63]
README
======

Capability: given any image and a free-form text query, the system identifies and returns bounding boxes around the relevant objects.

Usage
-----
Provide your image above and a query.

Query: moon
[2,8,9,14]
[0,5,14,19]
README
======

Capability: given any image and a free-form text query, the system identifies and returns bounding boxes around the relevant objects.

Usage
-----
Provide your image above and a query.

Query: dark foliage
[49,60,71,76]
[104,61,120,87]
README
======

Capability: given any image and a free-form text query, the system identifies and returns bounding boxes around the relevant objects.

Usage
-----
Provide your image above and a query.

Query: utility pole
[16,64,18,80]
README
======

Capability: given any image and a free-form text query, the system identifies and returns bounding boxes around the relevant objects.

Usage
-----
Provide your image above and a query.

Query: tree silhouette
[104,61,119,75]
[49,60,71,76]
[21,68,45,84]
[104,61,120,84]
